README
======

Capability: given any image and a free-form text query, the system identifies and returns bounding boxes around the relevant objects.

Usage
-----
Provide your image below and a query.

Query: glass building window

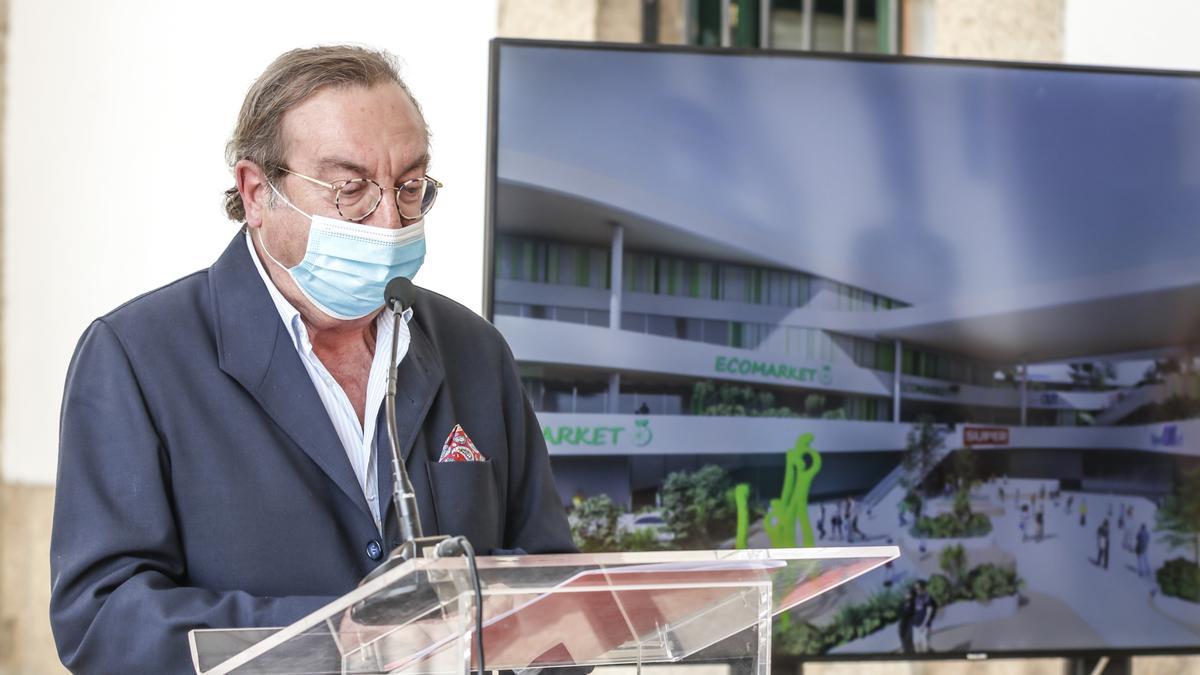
[495,235,610,290]
[623,249,902,312]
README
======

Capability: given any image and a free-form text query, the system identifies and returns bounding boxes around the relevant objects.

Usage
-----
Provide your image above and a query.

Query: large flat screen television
[485,38,1200,661]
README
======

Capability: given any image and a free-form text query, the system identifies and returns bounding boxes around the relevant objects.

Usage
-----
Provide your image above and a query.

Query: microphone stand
[352,292,446,622]
[348,280,487,673]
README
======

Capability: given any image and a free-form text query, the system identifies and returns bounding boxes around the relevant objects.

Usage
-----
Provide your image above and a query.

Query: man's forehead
[314,153,430,178]
[279,82,428,171]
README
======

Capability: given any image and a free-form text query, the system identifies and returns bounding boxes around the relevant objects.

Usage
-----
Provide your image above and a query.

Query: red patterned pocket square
[439,424,487,462]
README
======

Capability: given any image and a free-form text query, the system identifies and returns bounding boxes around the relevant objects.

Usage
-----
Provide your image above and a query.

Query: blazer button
[366,539,384,561]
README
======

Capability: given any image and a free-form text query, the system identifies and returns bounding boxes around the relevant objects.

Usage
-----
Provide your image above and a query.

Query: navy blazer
[49,234,574,674]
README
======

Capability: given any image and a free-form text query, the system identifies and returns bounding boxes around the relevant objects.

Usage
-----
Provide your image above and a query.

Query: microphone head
[384,277,416,312]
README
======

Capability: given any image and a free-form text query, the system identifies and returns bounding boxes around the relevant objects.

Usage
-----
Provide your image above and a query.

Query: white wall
[3,1,498,484]
[1065,0,1200,70]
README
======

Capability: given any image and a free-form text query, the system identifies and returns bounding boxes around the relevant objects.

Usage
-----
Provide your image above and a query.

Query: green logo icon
[633,419,653,447]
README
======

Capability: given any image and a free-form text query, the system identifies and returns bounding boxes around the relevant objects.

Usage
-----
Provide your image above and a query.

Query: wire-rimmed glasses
[277,167,442,222]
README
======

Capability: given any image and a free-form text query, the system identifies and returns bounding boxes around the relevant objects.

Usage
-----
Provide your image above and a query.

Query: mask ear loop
[255,181,313,272]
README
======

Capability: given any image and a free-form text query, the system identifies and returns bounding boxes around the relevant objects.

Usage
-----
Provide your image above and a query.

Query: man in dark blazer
[49,45,573,674]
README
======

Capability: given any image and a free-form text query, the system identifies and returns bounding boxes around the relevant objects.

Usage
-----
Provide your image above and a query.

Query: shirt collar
[243,230,412,364]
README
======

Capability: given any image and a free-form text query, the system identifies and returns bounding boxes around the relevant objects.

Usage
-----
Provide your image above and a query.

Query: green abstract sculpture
[764,432,823,549]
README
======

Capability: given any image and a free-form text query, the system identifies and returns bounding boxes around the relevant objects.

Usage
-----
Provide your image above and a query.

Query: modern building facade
[491,175,1200,508]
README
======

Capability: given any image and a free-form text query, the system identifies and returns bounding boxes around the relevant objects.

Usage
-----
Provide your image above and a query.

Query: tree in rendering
[804,394,826,418]
[662,464,737,548]
[952,444,978,492]
[570,494,623,552]
[1068,361,1118,388]
[1141,357,1182,385]
[939,543,969,592]
[902,415,944,497]
[1156,465,1200,565]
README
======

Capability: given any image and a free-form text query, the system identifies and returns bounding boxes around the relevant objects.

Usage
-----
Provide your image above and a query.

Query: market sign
[963,426,1009,446]
[543,419,654,448]
[714,356,833,386]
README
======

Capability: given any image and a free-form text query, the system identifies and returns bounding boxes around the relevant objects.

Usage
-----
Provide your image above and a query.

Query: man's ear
[234,159,268,229]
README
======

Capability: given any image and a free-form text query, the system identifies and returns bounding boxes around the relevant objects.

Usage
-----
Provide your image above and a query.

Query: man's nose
[365,191,404,229]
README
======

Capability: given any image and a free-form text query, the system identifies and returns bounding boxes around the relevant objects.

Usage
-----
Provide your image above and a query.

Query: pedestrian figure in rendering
[1080,498,1088,527]
[1067,494,1074,514]
[1096,518,1110,569]
[1035,506,1045,542]
[898,585,917,654]
[850,501,866,541]
[1136,523,1151,578]
[911,580,937,653]
[831,509,843,540]
[817,504,827,540]
[1019,504,1030,542]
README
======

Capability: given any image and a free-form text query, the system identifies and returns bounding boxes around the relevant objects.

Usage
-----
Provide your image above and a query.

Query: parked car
[618,511,676,543]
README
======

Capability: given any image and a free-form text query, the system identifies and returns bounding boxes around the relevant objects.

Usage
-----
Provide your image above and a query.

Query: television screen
[486,39,1200,659]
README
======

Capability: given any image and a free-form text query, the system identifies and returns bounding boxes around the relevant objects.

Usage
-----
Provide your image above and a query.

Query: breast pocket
[426,460,503,554]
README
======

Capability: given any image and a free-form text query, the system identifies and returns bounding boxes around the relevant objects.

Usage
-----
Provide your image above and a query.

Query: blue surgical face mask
[259,182,426,320]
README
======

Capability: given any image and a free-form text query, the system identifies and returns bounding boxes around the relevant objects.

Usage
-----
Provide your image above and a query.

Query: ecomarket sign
[715,356,833,386]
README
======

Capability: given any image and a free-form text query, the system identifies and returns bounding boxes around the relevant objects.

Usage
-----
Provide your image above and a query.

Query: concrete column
[608,372,621,414]
[609,222,623,331]
[892,339,902,423]
[719,0,731,46]
[843,0,857,51]
[1020,360,1029,427]
[759,0,772,48]
[608,223,624,413]
[801,0,814,49]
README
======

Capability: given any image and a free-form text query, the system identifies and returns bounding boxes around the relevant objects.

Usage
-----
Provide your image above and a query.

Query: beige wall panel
[0,484,64,675]
[658,0,687,44]
[499,0,600,40]
[596,0,642,42]
[906,0,1064,62]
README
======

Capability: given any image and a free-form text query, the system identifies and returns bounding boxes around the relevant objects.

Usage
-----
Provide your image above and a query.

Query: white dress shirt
[245,232,412,533]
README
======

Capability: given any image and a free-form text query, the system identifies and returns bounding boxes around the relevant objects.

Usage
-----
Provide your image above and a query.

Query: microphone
[385,277,416,316]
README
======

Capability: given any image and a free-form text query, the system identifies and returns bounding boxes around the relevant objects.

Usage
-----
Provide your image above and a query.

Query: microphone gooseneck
[353,276,476,633]
[384,277,422,549]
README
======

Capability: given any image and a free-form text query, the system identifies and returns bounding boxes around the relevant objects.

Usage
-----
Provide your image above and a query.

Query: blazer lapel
[209,233,373,522]
[377,314,445,525]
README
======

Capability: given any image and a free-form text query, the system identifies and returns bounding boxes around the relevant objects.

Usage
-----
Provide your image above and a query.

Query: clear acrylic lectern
[190,546,898,675]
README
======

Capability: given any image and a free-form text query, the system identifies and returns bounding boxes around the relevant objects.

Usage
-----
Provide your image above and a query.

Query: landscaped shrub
[968,563,1020,603]
[569,495,622,552]
[926,574,954,608]
[661,465,737,548]
[912,511,993,538]
[775,587,905,656]
[939,544,968,589]
[1157,557,1200,603]
[774,620,827,655]
[773,562,1020,656]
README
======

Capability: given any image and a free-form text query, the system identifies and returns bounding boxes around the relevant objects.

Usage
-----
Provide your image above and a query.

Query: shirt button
[366,539,384,561]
